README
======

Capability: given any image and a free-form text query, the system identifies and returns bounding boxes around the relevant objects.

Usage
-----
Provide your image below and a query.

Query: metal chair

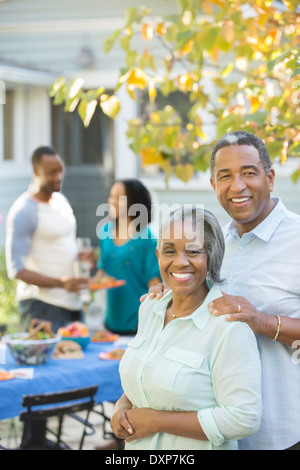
[92,402,124,450]
[15,385,98,450]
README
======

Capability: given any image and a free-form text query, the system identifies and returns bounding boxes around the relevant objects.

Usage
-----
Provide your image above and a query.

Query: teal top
[97,223,160,334]
[119,285,262,450]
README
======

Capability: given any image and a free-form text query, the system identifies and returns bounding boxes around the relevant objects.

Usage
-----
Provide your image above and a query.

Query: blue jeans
[19,298,83,333]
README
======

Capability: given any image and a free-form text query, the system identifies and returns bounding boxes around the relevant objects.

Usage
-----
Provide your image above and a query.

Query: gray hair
[210,130,272,179]
[157,207,225,284]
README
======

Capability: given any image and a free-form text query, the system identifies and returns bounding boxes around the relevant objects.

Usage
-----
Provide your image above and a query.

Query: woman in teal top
[110,208,262,450]
[95,179,161,335]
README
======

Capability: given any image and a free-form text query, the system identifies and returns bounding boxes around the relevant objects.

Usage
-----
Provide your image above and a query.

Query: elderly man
[147,131,300,450]
[208,131,300,450]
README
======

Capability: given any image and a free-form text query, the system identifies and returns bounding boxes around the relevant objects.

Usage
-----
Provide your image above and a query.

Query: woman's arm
[124,408,208,443]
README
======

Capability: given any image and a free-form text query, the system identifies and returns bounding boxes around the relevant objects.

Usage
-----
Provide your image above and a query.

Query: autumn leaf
[140,147,163,165]
[148,80,157,104]
[156,22,166,36]
[175,163,194,182]
[141,22,154,41]
[222,21,235,44]
[127,68,148,89]
[281,140,289,165]
[100,95,121,119]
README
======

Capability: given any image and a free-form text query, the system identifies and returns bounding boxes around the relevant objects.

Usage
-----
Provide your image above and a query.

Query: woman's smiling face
[157,220,208,296]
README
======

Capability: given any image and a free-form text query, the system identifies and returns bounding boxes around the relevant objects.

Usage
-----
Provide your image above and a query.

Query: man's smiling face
[210,144,275,235]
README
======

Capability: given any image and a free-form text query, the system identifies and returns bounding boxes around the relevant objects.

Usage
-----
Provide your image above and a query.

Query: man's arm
[208,293,300,347]
[16,268,88,293]
[140,282,170,302]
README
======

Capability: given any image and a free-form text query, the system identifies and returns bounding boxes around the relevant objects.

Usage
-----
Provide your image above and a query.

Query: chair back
[20,385,98,450]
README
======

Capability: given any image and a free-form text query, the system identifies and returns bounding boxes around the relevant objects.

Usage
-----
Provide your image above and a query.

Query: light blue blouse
[119,285,262,450]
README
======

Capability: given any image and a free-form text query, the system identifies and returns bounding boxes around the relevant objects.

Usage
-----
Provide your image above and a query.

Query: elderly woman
[111,207,261,450]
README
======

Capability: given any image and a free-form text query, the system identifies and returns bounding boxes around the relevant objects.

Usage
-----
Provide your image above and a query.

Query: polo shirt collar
[226,197,288,242]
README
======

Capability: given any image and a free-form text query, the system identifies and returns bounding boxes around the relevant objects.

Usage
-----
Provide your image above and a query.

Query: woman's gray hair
[157,206,225,284]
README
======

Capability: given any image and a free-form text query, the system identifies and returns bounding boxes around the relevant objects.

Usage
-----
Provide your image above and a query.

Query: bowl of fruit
[2,319,60,365]
[57,322,90,350]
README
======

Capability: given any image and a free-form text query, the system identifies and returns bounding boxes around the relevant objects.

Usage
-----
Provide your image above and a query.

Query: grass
[0,251,20,334]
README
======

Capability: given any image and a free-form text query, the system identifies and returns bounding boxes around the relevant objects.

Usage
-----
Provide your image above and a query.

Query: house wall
[0,0,175,74]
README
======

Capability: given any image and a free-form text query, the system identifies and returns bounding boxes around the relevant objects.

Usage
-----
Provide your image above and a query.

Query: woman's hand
[124,408,158,443]
[110,394,134,440]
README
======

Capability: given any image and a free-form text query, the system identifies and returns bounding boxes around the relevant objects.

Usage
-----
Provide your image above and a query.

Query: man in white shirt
[146,130,300,450]
[6,146,89,333]
[208,131,300,450]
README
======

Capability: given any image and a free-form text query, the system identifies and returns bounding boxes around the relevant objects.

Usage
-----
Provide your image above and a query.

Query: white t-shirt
[5,191,81,311]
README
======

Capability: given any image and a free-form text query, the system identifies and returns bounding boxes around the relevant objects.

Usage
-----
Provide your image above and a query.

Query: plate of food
[98,348,125,361]
[91,330,120,343]
[89,279,126,291]
[52,340,84,359]
[0,371,15,381]
[89,272,126,291]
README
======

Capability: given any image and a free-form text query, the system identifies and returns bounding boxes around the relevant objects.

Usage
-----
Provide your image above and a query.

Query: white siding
[0,0,177,74]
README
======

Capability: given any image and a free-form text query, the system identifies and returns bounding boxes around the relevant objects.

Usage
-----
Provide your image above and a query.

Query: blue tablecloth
[0,342,124,420]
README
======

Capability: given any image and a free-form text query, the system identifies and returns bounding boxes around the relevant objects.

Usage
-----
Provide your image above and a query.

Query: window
[3,89,14,161]
[51,99,114,167]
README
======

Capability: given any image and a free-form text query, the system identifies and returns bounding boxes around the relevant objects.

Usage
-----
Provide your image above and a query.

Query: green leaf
[288,142,300,156]
[216,114,242,137]
[203,26,221,53]
[244,111,268,126]
[176,30,193,49]
[267,51,291,73]
[103,29,121,53]
[64,97,80,112]
[78,99,97,127]
[266,140,283,160]
[125,7,140,26]
[67,78,84,99]
[49,76,66,97]
[119,35,131,52]
[126,50,139,68]
[291,69,300,78]
[221,62,234,78]
[291,169,300,184]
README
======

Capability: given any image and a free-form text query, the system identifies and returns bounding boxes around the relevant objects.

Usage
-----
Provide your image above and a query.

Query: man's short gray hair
[157,207,225,284]
[210,130,272,179]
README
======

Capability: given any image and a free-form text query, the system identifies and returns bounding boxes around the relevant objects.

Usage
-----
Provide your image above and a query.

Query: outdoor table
[0,341,124,420]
